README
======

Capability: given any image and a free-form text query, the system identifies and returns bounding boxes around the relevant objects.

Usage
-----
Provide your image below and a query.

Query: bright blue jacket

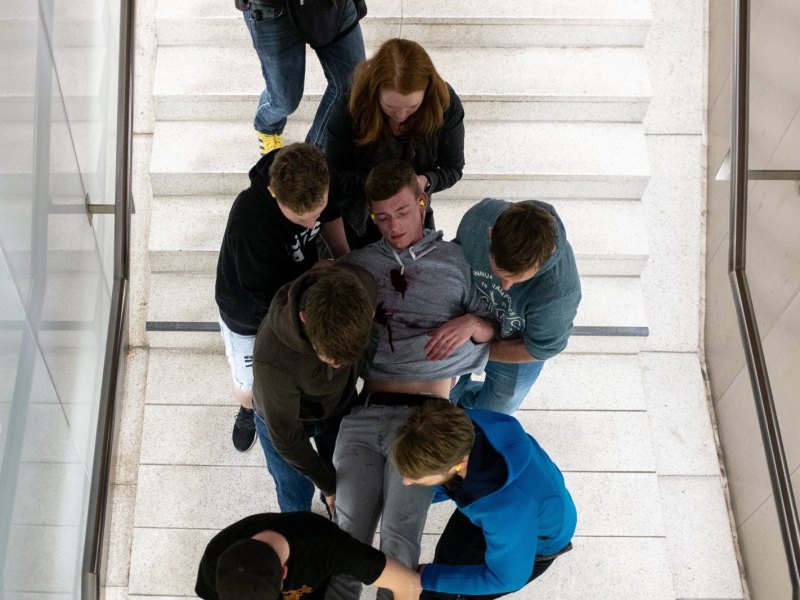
[421,409,576,595]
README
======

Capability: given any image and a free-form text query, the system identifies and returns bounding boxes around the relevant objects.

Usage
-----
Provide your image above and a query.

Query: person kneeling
[196,512,420,600]
[394,401,577,599]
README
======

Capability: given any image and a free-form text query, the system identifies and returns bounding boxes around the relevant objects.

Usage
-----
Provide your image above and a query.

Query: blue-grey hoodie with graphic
[456,198,581,360]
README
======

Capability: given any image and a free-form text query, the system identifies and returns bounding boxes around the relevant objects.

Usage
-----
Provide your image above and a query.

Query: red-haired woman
[325,38,465,249]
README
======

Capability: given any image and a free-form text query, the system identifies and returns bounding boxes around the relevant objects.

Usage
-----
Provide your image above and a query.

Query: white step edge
[145,271,648,353]
[149,120,651,199]
[154,0,652,47]
[152,45,651,123]
[144,347,647,412]
[148,196,649,277]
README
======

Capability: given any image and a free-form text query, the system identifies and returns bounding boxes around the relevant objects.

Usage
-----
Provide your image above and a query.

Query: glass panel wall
[705,1,800,597]
[0,0,121,594]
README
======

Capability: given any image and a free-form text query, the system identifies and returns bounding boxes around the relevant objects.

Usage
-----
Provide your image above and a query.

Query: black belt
[360,392,448,408]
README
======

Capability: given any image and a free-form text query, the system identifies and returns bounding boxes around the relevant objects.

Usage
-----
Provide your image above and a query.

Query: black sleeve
[422,86,465,194]
[320,184,341,222]
[324,97,370,233]
[256,361,338,495]
[325,525,387,584]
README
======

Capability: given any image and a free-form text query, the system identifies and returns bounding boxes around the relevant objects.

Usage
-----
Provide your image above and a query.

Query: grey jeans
[326,404,435,600]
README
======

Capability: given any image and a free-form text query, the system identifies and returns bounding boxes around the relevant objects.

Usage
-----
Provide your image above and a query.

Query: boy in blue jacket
[393,401,576,598]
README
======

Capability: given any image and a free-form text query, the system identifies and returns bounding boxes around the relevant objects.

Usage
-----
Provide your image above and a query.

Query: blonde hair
[392,400,474,480]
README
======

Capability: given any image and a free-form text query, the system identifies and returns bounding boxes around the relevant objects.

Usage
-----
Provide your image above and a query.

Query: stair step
[0,3,103,48]
[144,347,646,411]
[155,0,652,47]
[128,525,672,598]
[153,45,651,123]
[148,196,649,276]
[145,272,647,353]
[149,119,650,199]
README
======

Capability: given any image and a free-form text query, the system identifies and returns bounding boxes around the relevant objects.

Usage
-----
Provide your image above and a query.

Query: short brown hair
[268,143,329,213]
[392,400,475,480]
[300,267,374,366]
[349,38,450,145]
[490,201,557,274]
[365,160,421,204]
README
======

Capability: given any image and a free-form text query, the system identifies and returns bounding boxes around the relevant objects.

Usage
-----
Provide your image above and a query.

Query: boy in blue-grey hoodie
[427,198,581,414]
[393,400,576,599]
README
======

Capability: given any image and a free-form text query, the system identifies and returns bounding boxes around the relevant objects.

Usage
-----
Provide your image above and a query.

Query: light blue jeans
[450,360,545,414]
[325,405,436,600]
[243,0,365,146]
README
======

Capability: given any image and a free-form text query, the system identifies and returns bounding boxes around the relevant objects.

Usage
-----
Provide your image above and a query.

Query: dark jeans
[243,0,365,145]
[254,410,340,512]
[421,509,562,600]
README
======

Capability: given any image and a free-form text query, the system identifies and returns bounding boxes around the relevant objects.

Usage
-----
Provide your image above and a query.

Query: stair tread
[155,0,652,25]
[147,271,647,329]
[149,119,651,181]
[153,45,651,103]
[148,196,649,276]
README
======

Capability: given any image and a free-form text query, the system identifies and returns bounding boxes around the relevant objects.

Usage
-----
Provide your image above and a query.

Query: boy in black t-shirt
[196,512,421,600]
[215,143,350,452]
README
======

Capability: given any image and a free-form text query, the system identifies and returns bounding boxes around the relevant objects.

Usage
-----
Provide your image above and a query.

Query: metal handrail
[728,1,800,597]
[80,0,135,596]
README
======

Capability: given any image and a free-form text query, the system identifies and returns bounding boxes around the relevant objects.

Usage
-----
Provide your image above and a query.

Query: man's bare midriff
[364,378,453,400]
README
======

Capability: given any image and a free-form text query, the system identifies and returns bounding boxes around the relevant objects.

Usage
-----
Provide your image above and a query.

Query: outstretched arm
[425,314,496,361]
[371,558,422,600]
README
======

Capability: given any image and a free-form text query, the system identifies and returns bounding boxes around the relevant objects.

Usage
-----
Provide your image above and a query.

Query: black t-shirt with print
[215,150,340,336]
[196,512,386,600]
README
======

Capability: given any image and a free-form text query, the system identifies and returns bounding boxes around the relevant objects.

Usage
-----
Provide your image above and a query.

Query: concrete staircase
[110,1,747,599]
[146,0,653,356]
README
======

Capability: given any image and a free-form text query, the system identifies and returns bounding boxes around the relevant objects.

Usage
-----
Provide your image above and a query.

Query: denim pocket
[249,5,284,22]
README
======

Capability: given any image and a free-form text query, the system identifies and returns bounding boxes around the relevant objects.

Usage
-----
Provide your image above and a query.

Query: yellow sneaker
[257,132,283,155]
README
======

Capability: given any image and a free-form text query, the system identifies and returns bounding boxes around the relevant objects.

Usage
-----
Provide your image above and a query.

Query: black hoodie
[252,264,378,496]
[215,150,340,335]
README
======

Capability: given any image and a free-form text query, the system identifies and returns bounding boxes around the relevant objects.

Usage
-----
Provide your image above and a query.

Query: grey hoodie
[251,264,378,496]
[341,229,491,381]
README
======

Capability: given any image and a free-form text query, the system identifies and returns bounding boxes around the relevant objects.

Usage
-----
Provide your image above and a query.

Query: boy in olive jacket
[251,264,377,514]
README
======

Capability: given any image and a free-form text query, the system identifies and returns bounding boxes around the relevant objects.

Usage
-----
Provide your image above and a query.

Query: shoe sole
[233,434,257,452]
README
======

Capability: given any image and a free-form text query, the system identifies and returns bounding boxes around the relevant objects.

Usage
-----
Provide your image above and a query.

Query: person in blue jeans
[251,264,377,513]
[427,199,582,414]
[236,0,366,153]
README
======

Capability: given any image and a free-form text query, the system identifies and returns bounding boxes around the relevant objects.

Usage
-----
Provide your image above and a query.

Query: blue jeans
[450,360,545,414]
[254,410,340,512]
[243,0,365,146]
[325,404,435,600]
